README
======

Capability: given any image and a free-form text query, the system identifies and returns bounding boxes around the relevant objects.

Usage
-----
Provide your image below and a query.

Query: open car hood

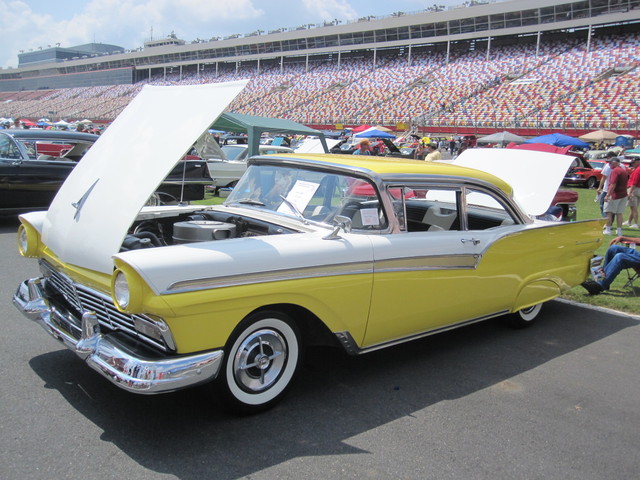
[41,81,248,274]
[452,148,574,217]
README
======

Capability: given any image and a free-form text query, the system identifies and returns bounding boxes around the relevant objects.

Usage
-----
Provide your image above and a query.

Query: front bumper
[13,277,223,394]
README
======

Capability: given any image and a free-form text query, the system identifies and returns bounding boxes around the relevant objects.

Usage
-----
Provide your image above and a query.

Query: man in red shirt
[603,157,629,236]
[624,158,640,228]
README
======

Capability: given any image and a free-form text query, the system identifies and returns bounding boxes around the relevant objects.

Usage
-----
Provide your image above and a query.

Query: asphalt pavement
[1,216,639,480]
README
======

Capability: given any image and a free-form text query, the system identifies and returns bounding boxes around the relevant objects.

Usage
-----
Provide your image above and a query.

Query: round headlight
[114,271,130,309]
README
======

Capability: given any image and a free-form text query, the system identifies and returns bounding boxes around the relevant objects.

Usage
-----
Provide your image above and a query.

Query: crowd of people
[0,31,639,131]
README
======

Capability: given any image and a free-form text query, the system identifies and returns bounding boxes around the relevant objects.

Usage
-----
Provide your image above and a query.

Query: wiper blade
[279,195,308,225]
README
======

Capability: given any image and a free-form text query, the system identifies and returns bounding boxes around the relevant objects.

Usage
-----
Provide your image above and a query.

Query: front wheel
[218,312,301,414]
[507,303,543,329]
[586,177,597,189]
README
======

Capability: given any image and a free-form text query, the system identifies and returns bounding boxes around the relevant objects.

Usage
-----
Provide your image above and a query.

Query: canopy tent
[372,125,392,132]
[476,131,525,146]
[354,128,396,139]
[578,129,618,143]
[211,112,329,157]
[508,142,572,155]
[524,133,589,148]
[351,124,372,133]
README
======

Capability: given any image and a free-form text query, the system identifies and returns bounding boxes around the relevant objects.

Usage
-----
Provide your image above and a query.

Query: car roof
[0,129,99,141]
[251,153,513,195]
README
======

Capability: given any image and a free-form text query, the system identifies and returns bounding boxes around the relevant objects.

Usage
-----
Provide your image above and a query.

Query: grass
[561,187,640,314]
[193,186,640,315]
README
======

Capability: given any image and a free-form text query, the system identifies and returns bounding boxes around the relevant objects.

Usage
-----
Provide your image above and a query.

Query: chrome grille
[40,260,169,352]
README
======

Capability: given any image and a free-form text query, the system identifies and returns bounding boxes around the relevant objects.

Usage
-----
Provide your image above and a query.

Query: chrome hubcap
[233,328,287,393]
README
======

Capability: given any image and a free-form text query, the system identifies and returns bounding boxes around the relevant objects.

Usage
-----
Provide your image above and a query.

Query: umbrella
[354,128,396,139]
[524,133,589,148]
[476,130,526,146]
[578,129,618,143]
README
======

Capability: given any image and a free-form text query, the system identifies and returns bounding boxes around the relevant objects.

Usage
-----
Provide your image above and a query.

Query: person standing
[597,151,617,218]
[603,157,629,236]
[352,139,371,155]
[414,141,427,160]
[624,158,640,229]
[424,143,442,161]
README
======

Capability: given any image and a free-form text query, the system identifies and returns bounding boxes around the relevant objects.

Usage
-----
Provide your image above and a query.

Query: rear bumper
[13,277,223,394]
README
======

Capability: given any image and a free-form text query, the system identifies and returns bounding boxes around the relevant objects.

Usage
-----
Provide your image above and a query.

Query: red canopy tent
[506,142,571,155]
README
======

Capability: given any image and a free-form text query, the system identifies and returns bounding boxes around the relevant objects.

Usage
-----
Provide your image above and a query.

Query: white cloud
[301,0,358,21]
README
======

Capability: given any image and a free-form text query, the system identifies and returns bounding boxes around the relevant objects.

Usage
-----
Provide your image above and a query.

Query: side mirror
[323,215,352,240]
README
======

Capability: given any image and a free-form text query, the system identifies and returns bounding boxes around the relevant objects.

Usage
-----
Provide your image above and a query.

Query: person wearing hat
[602,156,628,236]
[352,139,371,155]
[424,143,442,162]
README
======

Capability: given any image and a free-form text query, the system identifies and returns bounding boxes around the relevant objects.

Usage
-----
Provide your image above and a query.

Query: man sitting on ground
[582,235,640,294]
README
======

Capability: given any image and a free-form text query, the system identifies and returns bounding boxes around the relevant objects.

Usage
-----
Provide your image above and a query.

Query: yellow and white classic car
[14,82,603,413]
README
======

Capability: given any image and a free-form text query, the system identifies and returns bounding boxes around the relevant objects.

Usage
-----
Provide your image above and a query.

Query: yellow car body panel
[363,220,602,346]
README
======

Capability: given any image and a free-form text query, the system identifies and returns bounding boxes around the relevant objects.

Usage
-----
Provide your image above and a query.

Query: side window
[465,188,516,230]
[390,185,461,232]
[0,135,22,160]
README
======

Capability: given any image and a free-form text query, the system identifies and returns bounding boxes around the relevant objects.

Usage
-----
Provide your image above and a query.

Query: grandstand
[1,0,639,137]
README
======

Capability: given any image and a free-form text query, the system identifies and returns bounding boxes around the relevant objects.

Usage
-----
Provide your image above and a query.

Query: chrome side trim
[334,310,510,355]
[375,254,480,272]
[13,278,223,394]
[167,253,480,293]
[167,261,373,293]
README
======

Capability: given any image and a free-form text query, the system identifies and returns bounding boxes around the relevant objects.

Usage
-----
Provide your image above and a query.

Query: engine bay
[120,208,299,251]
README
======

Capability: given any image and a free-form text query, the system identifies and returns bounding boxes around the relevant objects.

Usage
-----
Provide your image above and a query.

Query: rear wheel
[586,177,597,189]
[507,303,543,329]
[218,311,301,414]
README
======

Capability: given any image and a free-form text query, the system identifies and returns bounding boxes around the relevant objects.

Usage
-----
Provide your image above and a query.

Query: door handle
[461,238,480,245]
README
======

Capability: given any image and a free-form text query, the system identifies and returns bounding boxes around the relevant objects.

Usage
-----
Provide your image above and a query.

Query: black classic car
[0,129,212,214]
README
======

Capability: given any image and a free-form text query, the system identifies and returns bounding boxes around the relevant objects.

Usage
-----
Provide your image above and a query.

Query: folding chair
[623,267,640,294]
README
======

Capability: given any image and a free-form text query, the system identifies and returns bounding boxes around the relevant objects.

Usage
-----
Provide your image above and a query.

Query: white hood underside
[452,148,574,217]
[41,81,248,274]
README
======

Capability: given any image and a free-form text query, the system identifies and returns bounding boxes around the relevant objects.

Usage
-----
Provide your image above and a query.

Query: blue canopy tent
[354,128,396,139]
[524,133,589,148]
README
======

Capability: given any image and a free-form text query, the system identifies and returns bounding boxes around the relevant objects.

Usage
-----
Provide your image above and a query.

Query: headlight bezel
[17,223,40,257]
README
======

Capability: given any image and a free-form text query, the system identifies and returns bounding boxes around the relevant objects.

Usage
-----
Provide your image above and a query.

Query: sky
[0,0,486,69]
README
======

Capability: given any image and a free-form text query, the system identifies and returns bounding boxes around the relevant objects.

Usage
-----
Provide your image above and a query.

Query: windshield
[221,145,247,160]
[225,164,387,229]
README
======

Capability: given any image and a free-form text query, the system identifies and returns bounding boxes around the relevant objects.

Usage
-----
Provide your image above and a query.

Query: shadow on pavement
[28,300,637,479]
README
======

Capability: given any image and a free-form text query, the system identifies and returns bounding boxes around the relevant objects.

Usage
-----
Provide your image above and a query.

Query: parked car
[0,129,97,214]
[562,156,603,189]
[0,129,212,214]
[13,84,603,414]
[207,143,293,193]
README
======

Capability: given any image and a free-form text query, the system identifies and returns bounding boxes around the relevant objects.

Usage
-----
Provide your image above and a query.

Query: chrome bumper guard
[13,277,224,394]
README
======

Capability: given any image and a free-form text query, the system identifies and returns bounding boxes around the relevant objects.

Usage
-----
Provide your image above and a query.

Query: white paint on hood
[42,81,248,274]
